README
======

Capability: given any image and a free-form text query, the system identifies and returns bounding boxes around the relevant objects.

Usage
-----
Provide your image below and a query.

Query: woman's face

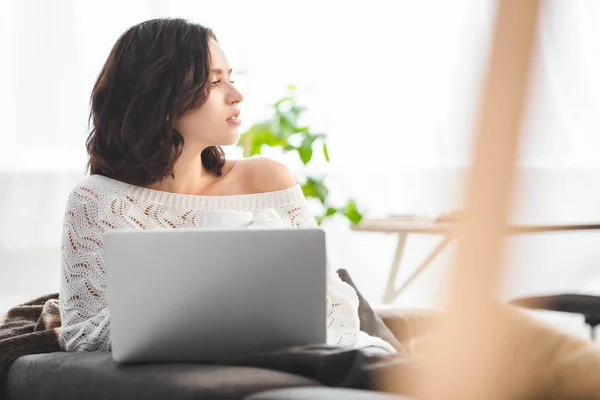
[175,39,244,149]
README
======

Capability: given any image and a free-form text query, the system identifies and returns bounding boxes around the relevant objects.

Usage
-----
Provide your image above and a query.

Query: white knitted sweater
[59,174,396,353]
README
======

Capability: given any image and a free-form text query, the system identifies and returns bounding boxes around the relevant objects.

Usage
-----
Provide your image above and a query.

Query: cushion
[246,387,410,400]
[375,308,439,343]
[4,352,320,400]
[336,269,404,352]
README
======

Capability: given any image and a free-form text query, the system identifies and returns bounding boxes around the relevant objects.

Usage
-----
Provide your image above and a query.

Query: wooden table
[352,219,600,304]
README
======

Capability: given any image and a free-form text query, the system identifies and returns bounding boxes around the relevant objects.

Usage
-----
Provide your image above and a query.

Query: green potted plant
[238,85,363,226]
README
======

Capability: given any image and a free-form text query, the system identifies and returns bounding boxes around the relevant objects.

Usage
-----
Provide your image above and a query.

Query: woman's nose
[230,87,244,105]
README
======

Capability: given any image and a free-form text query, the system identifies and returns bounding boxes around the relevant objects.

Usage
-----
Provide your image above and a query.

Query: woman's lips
[226,116,241,126]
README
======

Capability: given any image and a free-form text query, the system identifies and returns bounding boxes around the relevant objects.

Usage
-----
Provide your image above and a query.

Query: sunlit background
[2,0,600,338]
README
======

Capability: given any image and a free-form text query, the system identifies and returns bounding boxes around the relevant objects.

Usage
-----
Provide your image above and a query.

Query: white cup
[199,210,254,228]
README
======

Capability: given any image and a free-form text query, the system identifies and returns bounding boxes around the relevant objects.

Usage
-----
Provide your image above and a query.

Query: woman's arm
[59,187,112,351]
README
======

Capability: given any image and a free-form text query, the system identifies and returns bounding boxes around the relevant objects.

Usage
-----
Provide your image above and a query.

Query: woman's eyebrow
[211,68,233,75]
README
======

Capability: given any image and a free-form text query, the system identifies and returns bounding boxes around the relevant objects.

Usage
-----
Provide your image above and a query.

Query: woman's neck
[148,149,218,195]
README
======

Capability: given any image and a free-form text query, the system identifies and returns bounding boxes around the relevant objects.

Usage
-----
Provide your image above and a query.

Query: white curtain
[2,0,600,338]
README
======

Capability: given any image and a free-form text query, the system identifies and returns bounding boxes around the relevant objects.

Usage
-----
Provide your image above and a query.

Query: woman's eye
[211,80,235,87]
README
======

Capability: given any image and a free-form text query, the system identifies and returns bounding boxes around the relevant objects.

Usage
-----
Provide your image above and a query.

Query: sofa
[2,308,433,400]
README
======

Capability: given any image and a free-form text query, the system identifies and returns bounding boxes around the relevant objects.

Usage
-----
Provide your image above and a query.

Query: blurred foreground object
[381,0,542,399]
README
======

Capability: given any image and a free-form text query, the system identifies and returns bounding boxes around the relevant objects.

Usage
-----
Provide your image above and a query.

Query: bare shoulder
[234,157,297,194]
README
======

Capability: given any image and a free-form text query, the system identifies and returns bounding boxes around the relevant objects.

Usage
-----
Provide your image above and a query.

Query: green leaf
[323,143,330,162]
[287,84,297,91]
[297,146,313,165]
[301,177,329,204]
[301,133,318,147]
[289,105,306,118]
[278,111,301,134]
[344,209,363,225]
[343,200,363,225]
[325,207,337,217]
[296,134,320,165]
[273,96,293,108]
[238,121,291,157]
[238,125,262,157]
[277,114,296,140]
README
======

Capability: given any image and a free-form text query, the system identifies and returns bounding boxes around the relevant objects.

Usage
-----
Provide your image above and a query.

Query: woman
[59,18,396,354]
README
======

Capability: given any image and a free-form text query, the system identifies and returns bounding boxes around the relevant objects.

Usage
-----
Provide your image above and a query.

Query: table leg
[382,234,454,304]
[381,233,408,304]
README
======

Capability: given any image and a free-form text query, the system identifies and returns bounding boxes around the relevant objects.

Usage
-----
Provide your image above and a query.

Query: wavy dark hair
[86,18,226,186]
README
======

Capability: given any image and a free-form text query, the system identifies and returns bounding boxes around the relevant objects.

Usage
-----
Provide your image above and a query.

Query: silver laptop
[103,228,327,363]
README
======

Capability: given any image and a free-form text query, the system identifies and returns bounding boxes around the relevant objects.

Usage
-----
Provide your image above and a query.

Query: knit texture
[59,174,395,353]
